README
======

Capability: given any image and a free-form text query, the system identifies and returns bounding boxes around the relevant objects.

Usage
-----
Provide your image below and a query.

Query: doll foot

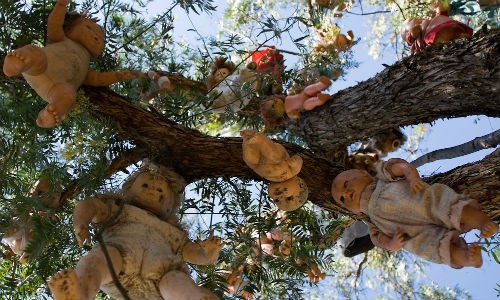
[3,51,32,77]
[466,243,483,267]
[48,269,84,300]
[480,221,498,238]
[36,105,62,128]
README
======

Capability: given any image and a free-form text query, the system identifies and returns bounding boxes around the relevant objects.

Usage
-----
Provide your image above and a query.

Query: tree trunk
[286,28,500,155]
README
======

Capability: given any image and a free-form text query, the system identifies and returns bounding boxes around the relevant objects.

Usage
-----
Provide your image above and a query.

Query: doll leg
[159,270,218,300]
[450,239,482,268]
[284,93,308,118]
[49,245,123,300]
[303,76,331,96]
[460,203,498,238]
[36,83,76,128]
[3,44,48,77]
[302,93,331,111]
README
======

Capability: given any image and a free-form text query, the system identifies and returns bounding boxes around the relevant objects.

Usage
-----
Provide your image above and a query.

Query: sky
[140,0,500,298]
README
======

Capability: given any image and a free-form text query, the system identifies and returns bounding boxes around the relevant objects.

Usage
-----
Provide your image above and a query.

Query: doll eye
[157,188,163,193]
[142,183,149,188]
[339,196,345,204]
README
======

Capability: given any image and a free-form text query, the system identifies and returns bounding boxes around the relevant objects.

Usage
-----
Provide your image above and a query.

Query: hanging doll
[248,46,284,95]
[2,0,142,128]
[401,2,473,54]
[139,70,172,103]
[48,161,223,300]
[331,158,498,268]
[241,130,308,211]
[1,178,62,263]
[206,58,258,113]
[284,76,332,119]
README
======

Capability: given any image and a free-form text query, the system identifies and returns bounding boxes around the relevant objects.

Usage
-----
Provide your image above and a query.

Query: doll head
[268,176,308,211]
[401,18,424,45]
[206,56,236,89]
[121,161,185,220]
[63,12,105,58]
[331,169,374,213]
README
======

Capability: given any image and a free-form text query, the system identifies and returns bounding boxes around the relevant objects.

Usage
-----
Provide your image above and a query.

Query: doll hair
[62,10,102,34]
[120,161,186,222]
[205,56,236,89]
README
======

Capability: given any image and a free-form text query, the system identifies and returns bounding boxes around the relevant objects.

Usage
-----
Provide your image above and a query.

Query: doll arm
[370,228,406,252]
[84,69,143,86]
[73,197,113,247]
[182,231,224,265]
[385,158,425,194]
[47,0,70,42]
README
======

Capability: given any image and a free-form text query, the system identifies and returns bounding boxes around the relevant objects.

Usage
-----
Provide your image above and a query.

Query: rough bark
[286,27,500,155]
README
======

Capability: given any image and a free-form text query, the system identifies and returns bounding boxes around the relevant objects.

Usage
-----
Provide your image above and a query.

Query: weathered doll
[248,46,284,95]
[140,70,172,103]
[284,76,332,119]
[48,162,223,300]
[401,3,472,54]
[2,0,141,128]
[241,129,308,211]
[331,158,498,268]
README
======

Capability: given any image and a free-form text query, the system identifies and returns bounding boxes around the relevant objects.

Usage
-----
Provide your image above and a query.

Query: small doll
[205,56,236,90]
[208,63,258,113]
[260,95,287,127]
[2,0,142,128]
[401,2,473,54]
[139,70,172,103]
[248,46,284,95]
[48,161,222,300]
[284,76,332,119]
[331,158,498,268]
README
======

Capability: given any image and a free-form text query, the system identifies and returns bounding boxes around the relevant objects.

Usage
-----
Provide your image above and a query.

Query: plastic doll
[331,158,498,268]
[401,2,473,54]
[285,76,332,119]
[2,0,142,128]
[48,162,222,300]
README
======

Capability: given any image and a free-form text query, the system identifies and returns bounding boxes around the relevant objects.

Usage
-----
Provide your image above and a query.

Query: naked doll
[3,0,141,127]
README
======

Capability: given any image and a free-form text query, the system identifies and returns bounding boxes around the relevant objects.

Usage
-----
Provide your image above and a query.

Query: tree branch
[411,129,500,167]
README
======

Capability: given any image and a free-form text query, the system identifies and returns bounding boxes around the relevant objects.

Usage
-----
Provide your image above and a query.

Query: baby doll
[241,129,308,211]
[401,3,472,54]
[2,0,141,128]
[140,70,172,103]
[48,161,223,300]
[331,158,498,268]
[285,76,332,119]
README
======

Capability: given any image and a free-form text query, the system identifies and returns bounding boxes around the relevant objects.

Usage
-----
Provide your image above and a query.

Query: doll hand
[73,223,91,247]
[408,176,425,194]
[197,230,225,261]
[386,229,406,251]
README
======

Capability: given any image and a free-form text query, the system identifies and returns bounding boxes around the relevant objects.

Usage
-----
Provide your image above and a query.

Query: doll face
[331,169,373,213]
[129,172,172,215]
[214,68,230,82]
[66,18,105,58]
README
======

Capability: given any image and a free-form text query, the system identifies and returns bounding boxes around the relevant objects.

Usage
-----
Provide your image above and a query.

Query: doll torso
[100,204,189,299]
[23,38,90,101]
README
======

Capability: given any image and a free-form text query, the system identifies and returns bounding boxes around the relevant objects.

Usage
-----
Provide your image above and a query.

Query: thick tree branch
[83,87,500,219]
[286,28,500,155]
[411,128,500,167]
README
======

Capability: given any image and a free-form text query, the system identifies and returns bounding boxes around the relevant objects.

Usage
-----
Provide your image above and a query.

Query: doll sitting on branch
[48,161,222,300]
[2,0,141,128]
[331,158,498,268]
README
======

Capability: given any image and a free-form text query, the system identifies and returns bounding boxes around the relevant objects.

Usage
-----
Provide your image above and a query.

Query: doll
[208,63,258,113]
[284,76,332,119]
[2,0,141,128]
[140,70,172,103]
[248,46,284,95]
[48,161,223,300]
[260,95,287,127]
[241,130,308,211]
[205,56,236,90]
[401,3,472,54]
[331,158,498,268]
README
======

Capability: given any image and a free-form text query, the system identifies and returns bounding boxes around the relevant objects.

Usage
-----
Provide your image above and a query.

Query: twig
[94,202,130,300]
[392,0,406,19]
[345,10,391,16]
[411,129,500,168]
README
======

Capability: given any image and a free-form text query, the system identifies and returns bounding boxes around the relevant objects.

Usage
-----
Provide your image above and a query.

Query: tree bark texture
[286,28,500,155]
